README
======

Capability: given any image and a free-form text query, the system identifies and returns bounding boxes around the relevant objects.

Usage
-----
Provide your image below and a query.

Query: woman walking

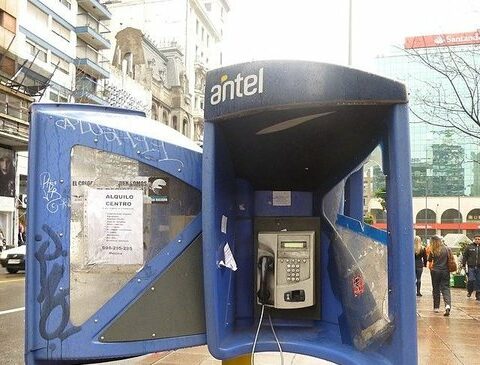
[427,235,452,316]
[414,236,427,296]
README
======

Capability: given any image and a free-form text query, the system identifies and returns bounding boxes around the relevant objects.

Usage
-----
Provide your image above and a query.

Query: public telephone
[257,231,315,309]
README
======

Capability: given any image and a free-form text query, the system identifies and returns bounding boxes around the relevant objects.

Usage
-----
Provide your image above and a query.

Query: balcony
[73,76,108,105]
[0,85,32,150]
[75,13,111,50]
[77,0,112,21]
[75,46,109,79]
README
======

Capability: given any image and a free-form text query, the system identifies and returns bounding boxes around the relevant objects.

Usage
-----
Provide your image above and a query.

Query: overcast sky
[222,0,480,70]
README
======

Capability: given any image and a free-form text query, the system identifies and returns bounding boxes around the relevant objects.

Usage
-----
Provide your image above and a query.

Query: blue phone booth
[25,104,206,364]
[202,61,417,364]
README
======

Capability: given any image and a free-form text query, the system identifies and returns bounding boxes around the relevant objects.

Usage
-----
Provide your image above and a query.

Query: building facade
[106,0,230,142]
[0,0,229,247]
[371,30,480,240]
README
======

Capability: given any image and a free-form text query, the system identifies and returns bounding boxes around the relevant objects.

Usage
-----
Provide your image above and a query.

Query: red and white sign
[405,31,480,49]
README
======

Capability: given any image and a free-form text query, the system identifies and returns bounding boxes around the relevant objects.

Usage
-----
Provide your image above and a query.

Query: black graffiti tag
[35,224,81,340]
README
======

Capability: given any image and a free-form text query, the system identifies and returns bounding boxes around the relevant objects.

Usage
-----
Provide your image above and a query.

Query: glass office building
[373,31,480,239]
[375,31,480,198]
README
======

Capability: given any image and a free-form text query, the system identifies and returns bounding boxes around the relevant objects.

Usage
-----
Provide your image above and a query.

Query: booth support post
[222,355,251,365]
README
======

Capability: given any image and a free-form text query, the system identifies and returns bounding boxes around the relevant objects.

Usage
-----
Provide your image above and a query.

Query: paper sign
[272,191,291,206]
[218,242,237,271]
[86,189,143,265]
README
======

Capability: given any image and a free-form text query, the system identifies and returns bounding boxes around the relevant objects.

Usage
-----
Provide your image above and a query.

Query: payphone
[257,231,315,309]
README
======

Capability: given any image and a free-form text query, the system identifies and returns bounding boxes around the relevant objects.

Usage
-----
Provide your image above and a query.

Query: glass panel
[70,145,201,325]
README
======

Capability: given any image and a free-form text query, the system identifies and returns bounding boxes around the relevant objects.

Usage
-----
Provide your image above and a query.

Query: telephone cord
[268,312,285,365]
[251,304,265,365]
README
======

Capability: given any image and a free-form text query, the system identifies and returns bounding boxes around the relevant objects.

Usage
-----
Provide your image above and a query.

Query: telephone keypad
[282,258,309,283]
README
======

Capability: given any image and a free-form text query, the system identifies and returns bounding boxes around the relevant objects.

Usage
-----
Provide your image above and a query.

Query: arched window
[441,209,462,223]
[467,209,480,221]
[122,52,133,77]
[416,209,436,241]
[441,208,462,236]
[183,118,189,137]
[416,209,436,223]
[172,116,178,131]
[151,103,158,120]
[163,111,168,125]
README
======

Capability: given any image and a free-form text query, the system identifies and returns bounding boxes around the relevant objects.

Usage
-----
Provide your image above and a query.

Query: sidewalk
[105,278,480,365]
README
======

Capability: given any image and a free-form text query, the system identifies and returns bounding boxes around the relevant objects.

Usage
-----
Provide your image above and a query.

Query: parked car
[0,245,26,273]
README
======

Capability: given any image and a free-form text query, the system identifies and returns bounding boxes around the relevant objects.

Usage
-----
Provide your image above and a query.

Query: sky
[221,0,480,71]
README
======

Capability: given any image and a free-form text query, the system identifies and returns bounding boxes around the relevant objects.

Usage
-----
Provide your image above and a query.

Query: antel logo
[210,68,264,106]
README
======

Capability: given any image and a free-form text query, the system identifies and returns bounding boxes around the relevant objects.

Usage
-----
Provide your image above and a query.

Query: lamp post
[424,146,429,241]
[348,0,353,66]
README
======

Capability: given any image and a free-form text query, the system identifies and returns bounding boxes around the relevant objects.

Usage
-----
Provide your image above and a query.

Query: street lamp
[348,0,353,66]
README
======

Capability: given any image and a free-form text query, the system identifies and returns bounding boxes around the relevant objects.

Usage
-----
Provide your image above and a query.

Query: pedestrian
[461,233,480,301]
[414,235,427,296]
[427,235,452,316]
[18,223,26,246]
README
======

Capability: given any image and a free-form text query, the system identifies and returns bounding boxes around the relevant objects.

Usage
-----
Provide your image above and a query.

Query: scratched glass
[69,145,200,325]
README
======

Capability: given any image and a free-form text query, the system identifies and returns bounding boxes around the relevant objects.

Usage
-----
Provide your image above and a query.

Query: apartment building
[0,0,229,245]
[106,0,230,141]
[74,0,112,104]
[0,0,112,246]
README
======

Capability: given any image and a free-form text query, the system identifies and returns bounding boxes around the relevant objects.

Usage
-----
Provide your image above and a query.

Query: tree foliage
[404,41,480,141]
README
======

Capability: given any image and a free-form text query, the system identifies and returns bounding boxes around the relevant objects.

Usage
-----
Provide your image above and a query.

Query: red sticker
[352,274,365,297]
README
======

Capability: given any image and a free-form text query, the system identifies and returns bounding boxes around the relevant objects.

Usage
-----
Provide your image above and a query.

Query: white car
[0,245,26,273]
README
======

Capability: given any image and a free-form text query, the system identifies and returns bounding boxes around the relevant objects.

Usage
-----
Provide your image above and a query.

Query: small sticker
[352,273,365,297]
[221,215,228,233]
[218,242,237,271]
[148,177,169,203]
[272,191,291,206]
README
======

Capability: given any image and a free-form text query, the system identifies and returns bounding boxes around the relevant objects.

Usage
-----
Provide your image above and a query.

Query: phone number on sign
[102,245,133,251]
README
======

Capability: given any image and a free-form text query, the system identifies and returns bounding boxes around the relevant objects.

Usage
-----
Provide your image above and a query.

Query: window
[0,56,15,76]
[51,54,70,75]
[207,35,209,47]
[59,0,72,10]
[69,145,201,325]
[26,40,47,63]
[52,19,70,41]
[49,89,69,102]
[27,2,48,27]
[196,19,199,34]
[49,91,58,102]
[0,10,16,33]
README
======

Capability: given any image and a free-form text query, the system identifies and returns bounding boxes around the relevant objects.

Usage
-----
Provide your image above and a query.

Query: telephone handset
[257,256,274,304]
[256,231,315,309]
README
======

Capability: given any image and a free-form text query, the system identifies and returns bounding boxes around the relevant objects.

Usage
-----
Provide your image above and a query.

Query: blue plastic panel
[25,104,205,364]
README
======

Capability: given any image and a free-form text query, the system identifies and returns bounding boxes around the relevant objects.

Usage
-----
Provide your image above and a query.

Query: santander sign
[405,31,480,49]
[210,68,264,106]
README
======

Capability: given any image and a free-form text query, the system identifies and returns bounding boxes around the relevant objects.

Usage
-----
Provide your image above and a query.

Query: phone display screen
[281,241,306,249]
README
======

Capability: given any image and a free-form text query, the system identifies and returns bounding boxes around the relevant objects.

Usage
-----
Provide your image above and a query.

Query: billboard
[0,146,15,197]
[405,31,480,49]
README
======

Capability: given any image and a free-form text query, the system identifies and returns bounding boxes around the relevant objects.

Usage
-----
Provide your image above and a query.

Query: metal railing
[76,45,109,65]
[76,13,110,35]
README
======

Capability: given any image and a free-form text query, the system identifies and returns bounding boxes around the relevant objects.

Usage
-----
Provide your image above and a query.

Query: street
[2,266,480,364]
[0,268,26,365]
